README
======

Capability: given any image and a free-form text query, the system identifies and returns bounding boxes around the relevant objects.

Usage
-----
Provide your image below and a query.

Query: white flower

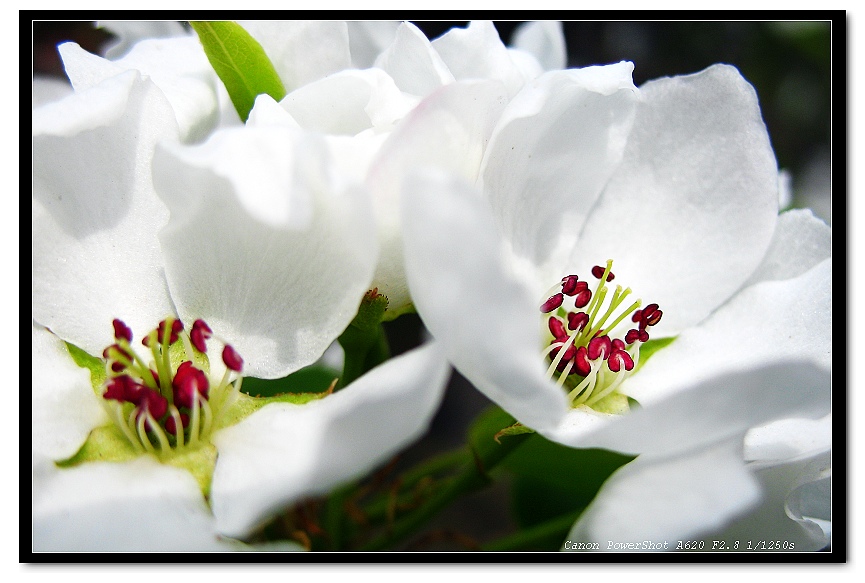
[32,31,450,550]
[236,20,562,316]
[400,62,831,545]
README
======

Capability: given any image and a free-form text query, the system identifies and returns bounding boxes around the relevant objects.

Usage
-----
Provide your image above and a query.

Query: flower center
[100,317,244,455]
[539,259,662,410]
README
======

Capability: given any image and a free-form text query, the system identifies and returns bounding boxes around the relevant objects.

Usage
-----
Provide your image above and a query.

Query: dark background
[31,19,836,550]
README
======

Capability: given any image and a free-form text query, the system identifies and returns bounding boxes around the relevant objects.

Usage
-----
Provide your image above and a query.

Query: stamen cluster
[539,260,662,408]
[101,317,244,454]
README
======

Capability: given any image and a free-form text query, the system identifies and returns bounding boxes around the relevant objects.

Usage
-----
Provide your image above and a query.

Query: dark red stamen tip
[631,309,643,323]
[567,311,589,332]
[112,319,132,342]
[608,349,634,373]
[190,319,213,353]
[574,346,592,376]
[540,293,564,313]
[625,329,640,344]
[561,275,580,296]
[573,289,592,308]
[587,335,612,361]
[136,387,168,420]
[223,344,244,372]
[645,309,663,327]
[591,265,615,281]
[548,317,567,340]
[172,361,210,409]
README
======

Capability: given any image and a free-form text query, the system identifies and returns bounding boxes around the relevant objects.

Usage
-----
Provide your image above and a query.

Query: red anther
[611,338,626,351]
[548,317,567,340]
[631,309,643,323]
[165,413,190,436]
[103,344,131,372]
[103,375,139,402]
[574,346,592,376]
[540,293,564,313]
[561,275,580,295]
[112,319,132,342]
[172,362,210,409]
[567,311,589,331]
[135,387,168,420]
[223,344,244,372]
[190,319,213,353]
[588,335,612,360]
[645,309,663,327]
[551,343,577,371]
[625,329,640,344]
[638,330,649,343]
[573,289,592,308]
[591,265,615,281]
[608,349,634,373]
[143,318,185,347]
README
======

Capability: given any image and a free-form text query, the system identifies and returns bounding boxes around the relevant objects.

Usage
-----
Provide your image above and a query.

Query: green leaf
[242,365,339,398]
[493,421,535,444]
[190,21,286,122]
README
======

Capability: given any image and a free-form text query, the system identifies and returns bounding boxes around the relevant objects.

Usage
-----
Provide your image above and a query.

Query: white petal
[744,414,831,463]
[32,323,107,461]
[742,208,831,286]
[555,360,830,456]
[626,258,831,404]
[97,20,189,59]
[32,456,245,551]
[431,21,526,97]
[479,63,638,272]
[32,75,72,109]
[366,80,509,313]
[566,439,761,547]
[347,21,401,68]
[401,170,567,431]
[511,21,567,71]
[279,68,416,135]
[210,342,449,538]
[374,22,455,96]
[569,64,780,335]
[60,39,219,143]
[32,71,178,355]
[702,449,831,551]
[152,127,378,378]
[239,20,351,91]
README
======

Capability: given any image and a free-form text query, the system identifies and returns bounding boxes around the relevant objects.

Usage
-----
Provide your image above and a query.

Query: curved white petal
[347,21,400,69]
[626,258,831,404]
[239,20,351,91]
[431,21,526,97]
[32,323,107,462]
[744,414,831,463]
[479,63,638,273]
[743,208,831,287]
[210,342,450,538]
[279,68,417,135]
[374,22,455,96]
[32,456,245,551]
[701,449,831,551]
[366,80,509,313]
[566,438,760,548]
[511,21,567,71]
[551,360,830,456]
[32,71,178,355]
[152,127,378,378]
[402,170,567,431]
[569,64,780,336]
[59,39,219,143]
